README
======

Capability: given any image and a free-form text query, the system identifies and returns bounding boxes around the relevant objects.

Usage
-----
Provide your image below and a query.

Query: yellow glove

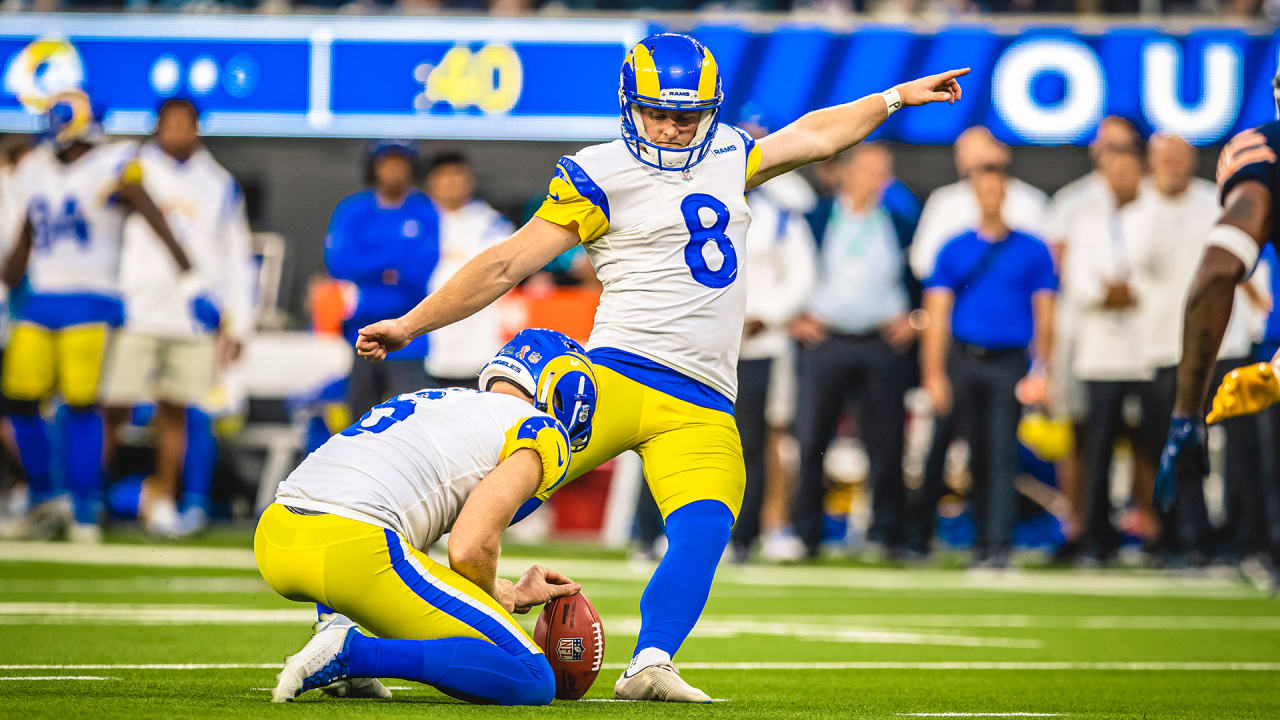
[1206,362,1280,424]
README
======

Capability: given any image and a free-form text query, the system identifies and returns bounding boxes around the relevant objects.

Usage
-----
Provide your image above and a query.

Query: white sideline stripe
[702,615,1280,631]
[621,662,1280,671]
[0,577,269,594]
[607,618,1042,649]
[0,541,1258,599]
[6,603,1273,636]
[4,662,1280,672]
[896,707,1064,712]
[395,537,541,656]
[250,686,419,691]
[0,604,1029,647]
[0,671,119,676]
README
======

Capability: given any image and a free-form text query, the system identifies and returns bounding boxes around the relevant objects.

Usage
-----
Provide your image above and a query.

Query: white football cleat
[321,676,393,699]
[141,494,180,539]
[0,496,73,540]
[312,614,391,700]
[614,662,711,703]
[67,522,103,544]
[272,614,358,702]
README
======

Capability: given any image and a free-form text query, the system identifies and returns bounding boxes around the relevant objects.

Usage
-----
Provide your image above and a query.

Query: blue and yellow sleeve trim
[499,415,572,499]
[534,156,610,244]
[726,125,762,184]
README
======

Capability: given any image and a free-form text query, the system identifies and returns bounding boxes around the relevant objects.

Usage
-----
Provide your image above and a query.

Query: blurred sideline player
[255,329,595,705]
[0,91,193,541]
[100,97,256,537]
[423,152,513,387]
[357,33,968,701]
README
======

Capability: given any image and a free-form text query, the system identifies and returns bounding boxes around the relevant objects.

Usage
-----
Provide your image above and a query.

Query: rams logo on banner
[2,37,85,112]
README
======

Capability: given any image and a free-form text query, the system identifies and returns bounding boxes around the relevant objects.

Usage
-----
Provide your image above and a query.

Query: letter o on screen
[993,38,1105,144]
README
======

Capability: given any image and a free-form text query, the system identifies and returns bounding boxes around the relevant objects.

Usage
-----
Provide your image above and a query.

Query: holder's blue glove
[191,294,221,333]
[1154,416,1208,512]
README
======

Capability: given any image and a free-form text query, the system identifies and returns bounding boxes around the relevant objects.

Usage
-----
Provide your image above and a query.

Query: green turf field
[1,538,1278,719]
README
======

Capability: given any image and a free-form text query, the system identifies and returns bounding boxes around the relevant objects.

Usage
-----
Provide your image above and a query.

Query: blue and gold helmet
[619,33,723,172]
[43,89,96,150]
[479,329,598,451]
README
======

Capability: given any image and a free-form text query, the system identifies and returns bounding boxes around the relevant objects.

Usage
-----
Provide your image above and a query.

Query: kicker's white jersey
[274,388,571,552]
[10,141,140,297]
[535,126,760,400]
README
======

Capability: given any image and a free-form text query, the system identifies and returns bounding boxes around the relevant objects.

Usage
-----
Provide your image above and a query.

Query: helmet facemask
[621,97,720,171]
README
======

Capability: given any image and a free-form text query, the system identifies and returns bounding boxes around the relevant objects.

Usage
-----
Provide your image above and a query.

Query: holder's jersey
[534,125,763,401]
[274,388,571,552]
[1217,121,1280,249]
[9,141,141,297]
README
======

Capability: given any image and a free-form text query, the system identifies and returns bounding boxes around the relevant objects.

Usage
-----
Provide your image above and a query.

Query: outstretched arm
[1154,180,1270,510]
[748,68,969,189]
[356,217,579,361]
[1172,181,1270,419]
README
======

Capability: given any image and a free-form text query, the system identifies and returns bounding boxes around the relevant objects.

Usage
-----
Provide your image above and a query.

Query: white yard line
[4,662,1279,671]
[0,675,119,681]
[606,618,1041,649]
[896,707,1064,712]
[3,603,1274,638]
[697,615,1280,631]
[0,541,1257,598]
[0,577,268,594]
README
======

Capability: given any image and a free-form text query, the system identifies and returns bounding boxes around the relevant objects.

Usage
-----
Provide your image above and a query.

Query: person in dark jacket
[324,140,440,419]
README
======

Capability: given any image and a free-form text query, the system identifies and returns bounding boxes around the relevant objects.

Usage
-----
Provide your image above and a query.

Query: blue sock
[635,499,734,657]
[345,632,554,706]
[60,406,104,525]
[10,412,55,505]
[180,408,215,513]
[316,604,334,619]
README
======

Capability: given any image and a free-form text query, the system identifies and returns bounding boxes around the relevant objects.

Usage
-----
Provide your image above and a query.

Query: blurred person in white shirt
[1061,142,1164,564]
[100,99,255,536]
[728,110,817,562]
[909,126,1048,282]
[424,153,515,388]
[1043,116,1142,557]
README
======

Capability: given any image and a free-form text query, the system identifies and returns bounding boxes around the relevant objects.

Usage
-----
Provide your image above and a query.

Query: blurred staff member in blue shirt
[921,162,1057,568]
[324,140,440,419]
[788,143,919,560]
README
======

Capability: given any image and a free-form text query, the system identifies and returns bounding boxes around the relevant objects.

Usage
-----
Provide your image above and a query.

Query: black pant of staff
[791,332,910,557]
[949,343,1026,563]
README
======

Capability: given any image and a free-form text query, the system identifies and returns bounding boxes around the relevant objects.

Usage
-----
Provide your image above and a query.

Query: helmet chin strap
[630,107,715,169]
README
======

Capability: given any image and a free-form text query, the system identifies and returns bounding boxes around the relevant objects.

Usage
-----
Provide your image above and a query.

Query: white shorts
[765,347,797,428]
[100,331,217,406]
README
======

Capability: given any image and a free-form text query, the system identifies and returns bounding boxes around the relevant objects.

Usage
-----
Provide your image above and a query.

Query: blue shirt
[324,189,440,360]
[926,229,1057,350]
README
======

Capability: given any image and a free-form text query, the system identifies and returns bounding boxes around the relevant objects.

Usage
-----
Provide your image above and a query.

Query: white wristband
[1206,223,1260,270]
[881,87,903,116]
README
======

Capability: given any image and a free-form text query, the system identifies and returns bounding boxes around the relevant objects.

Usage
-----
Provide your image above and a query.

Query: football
[533,591,605,700]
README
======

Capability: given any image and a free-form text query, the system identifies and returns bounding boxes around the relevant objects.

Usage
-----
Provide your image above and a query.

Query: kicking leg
[619,399,744,702]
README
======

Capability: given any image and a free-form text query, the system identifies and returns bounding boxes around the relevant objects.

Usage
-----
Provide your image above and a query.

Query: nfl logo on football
[557,637,585,663]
